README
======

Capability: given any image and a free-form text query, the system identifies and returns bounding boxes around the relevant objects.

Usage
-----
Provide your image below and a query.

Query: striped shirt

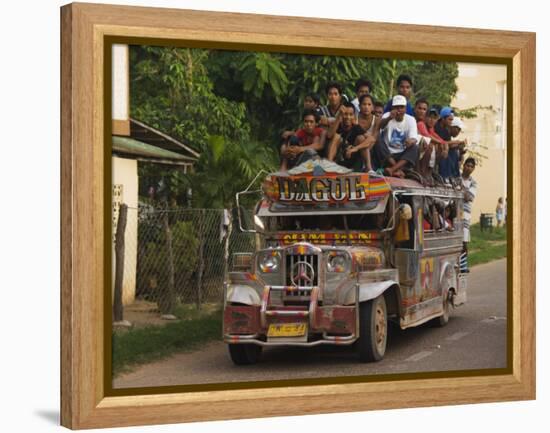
[461,175,478,242]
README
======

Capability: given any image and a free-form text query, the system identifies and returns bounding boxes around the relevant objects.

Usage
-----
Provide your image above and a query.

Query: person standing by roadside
[495,197,505,228]
[460,157,478,273]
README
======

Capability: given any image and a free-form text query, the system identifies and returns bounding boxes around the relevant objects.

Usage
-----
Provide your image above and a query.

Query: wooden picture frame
[61,2,535,429]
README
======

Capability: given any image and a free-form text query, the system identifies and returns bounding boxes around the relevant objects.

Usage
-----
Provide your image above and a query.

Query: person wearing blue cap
[438,106,453,119]
[435,107,457,178]
[436,107,467,179]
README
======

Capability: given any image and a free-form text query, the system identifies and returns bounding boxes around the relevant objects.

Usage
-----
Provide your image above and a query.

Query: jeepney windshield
[263,212,387,232]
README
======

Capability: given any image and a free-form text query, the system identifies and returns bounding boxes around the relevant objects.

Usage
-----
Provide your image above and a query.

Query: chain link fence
[113,205,255,321]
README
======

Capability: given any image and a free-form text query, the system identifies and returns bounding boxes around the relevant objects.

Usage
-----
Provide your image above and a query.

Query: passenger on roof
[280,92,324,145]
[435,107,467,179]
[279,109,326,171]
[303,92,324,119]
[382,74,415,118]
[326,100,377,173]
[318,82,345,128]
[414,98,437,177]
[373,100,385,118]
[424,106,449,163]
[450,117,468,172]
[350,78,374,114]
[372,95,419,178]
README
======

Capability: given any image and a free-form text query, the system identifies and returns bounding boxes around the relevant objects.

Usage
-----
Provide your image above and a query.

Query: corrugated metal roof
[130,118,200,159]
[112,136,195,162]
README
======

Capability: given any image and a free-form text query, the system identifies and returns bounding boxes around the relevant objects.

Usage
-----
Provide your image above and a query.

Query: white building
[111,45,199,306]
[451,63,507,224]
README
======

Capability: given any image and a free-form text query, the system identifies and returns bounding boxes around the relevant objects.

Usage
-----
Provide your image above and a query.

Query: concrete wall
[452,63,507,224]
[112,44,130,136]
[112,156,138,306]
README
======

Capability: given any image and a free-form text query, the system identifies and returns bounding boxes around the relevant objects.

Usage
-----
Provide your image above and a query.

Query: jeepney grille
[285,254,319,288]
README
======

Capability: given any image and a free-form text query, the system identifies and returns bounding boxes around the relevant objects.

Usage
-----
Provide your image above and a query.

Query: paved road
[113,259,507,389]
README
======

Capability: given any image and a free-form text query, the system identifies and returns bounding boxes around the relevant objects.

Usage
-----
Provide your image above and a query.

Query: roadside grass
[469,223,508,267]
[112,303,223,377]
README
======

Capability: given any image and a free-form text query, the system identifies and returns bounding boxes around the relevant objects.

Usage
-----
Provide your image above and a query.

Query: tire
[228,343,262,365]
[432,291,452,327]
[357,295,388,362]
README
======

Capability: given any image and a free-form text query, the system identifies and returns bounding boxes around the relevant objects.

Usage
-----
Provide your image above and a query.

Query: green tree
[185,135,278,209]
[409,61,459,106]
[238,52,289,103]
[206,50,292,144]
[131,46,461,208]
[130,46,250,151]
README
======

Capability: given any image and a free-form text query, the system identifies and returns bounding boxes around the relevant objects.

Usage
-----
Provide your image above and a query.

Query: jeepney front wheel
[228,343,262,365]
[357,295,387,362]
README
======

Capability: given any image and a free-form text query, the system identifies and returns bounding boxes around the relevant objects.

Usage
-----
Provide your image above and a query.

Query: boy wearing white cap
[373,94,419,177]
[450,117,468,176]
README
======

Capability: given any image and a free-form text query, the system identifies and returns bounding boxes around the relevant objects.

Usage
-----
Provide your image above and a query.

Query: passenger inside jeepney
[434,200,446,231]
[430,199,456,232]
[444,200,457,231]
[423,198,438,232]
[423,200,433,231]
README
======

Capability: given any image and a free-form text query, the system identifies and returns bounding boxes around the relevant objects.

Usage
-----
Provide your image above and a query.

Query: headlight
[231,253,253,271]
[326,252,350,273]
[258,250,281,273]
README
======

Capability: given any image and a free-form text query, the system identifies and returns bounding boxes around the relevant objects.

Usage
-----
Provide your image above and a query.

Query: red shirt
[417,120,431,137]
[418,120,446,144]
[295,127,324,146]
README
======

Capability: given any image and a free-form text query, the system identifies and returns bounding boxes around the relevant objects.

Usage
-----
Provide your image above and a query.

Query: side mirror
[253,215,265,232]
[235,170,269,233]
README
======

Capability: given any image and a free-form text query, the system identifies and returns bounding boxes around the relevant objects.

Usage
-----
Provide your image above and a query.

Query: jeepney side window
[423,197,448,233]
[423,198,457,233]
[423,197,433,233]
[444,200,457,231]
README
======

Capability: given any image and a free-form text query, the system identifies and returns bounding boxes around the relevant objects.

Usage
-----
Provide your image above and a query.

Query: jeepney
[223,159,467,364]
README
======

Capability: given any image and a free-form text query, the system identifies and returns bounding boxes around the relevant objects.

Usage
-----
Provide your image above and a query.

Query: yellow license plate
[267,323,307,337]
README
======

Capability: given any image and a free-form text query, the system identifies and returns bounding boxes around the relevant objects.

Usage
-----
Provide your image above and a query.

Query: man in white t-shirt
[373,95,419,177]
